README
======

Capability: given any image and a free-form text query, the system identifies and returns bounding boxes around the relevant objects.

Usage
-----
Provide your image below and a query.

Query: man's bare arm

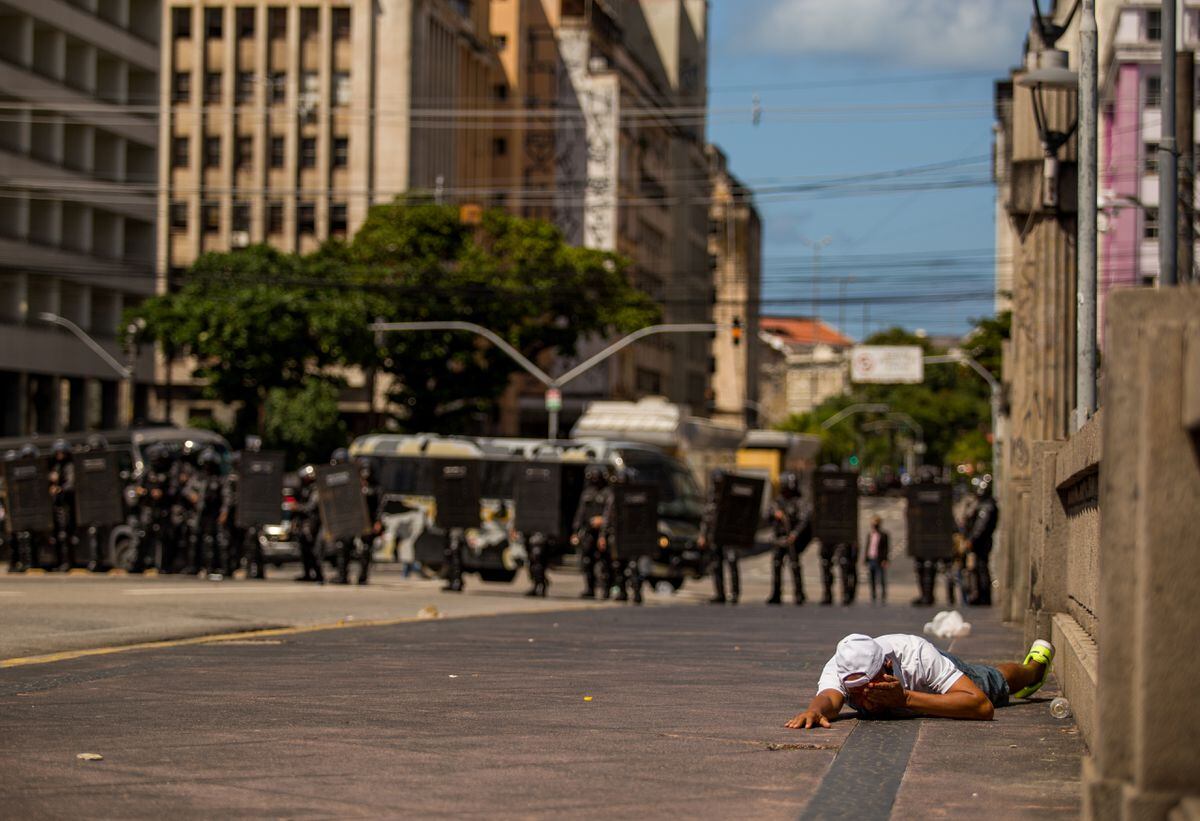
[785,689,845,729]
[863,675,993,721]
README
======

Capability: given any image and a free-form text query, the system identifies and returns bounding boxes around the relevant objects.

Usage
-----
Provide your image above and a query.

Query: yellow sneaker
[1013,639,1054,699]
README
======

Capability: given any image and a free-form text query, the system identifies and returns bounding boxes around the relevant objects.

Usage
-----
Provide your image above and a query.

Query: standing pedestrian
[863,516,890,604]
[965,478,998,606]
[48,439,76,571]
[767,472,811,605]
[570,466,612,599]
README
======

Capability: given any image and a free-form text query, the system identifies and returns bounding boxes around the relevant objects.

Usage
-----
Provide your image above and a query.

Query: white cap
[834,634,886,689]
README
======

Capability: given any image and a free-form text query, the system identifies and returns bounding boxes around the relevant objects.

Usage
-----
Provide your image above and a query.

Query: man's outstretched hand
[785,710,830,730]
[860,675,906,712]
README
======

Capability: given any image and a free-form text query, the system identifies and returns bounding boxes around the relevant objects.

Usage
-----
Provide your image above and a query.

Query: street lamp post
[369,321,723,439]
[38,312,137,427]
[1077,0,1099,428]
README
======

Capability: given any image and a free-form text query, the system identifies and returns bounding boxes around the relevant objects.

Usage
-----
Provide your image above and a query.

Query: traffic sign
[850,345,924,384]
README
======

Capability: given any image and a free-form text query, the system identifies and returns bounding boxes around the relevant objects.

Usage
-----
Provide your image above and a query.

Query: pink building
[1099,1,1200,335]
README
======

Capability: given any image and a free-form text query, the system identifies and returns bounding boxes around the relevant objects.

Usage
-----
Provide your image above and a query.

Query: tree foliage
[127,203,660,441]
[776,313,1009,473]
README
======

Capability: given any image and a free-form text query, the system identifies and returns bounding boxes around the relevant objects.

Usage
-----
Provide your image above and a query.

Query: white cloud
[741,0,1031,70]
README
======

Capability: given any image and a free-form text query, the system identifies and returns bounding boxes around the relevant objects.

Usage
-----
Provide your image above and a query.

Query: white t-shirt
[816,633,963,698]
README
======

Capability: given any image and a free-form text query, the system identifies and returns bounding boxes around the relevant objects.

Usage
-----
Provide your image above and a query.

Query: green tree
[262,379,347,468]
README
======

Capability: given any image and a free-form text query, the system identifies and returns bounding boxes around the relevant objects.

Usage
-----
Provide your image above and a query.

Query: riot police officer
[172,443,201,573]
[700,469,740,605]
[603,468,644,605]
[523,531,551,597]
[48,439,76,570]
[334,455,376,585]
[293,464,324,583]
[80,434,114,572]
[571,465,612,599]
[136,443,176,572]
[220,453,253,578]
[3,447,31,573]
[965,478,998,606]
[767,472,811,605]
[186,448,227,579]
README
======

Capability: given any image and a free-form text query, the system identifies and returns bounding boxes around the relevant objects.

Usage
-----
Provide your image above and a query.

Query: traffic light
[849,455,860,468]
[731,317,743,346]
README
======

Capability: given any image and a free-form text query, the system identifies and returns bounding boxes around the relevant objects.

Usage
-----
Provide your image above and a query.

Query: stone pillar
[1085,286,1200,819]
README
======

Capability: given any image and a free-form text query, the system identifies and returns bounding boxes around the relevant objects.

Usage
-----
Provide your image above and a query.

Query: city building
[156,0,502,424]
[758,316,854,417]
[706,143,761,429]
[0,0,159,435]
[1097,0,1200,332]
[489,0,713,436]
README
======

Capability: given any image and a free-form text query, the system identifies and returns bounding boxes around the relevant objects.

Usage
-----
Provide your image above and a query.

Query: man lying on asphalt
[785,633,1054,728]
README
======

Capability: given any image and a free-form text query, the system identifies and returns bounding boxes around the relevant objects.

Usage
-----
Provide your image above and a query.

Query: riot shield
[2,458,53,534]
[812,471,859,546]
[513,462,564,538]
[713,474,766,549]
[433,460,481,530]
[905,483,955,560]
[316,464,370,542]
[612,482,659,560]
[74,451,125,528]
[236,451,286,529]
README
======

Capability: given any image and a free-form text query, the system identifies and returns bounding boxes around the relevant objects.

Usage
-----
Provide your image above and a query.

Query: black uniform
[523,532,551,597]
[966,491,998,605]
[48,449,76,570]
[767,487,811,605]
[221,468,255,578]
[572,473,613,599]
[336,467,377,586]
[293,474,325,583]
[819,539,858,606]
[170,457,199,573]
[701,476,740,605]
[601,481,644,605]
[185,459,227,577]
[137,453,177,572]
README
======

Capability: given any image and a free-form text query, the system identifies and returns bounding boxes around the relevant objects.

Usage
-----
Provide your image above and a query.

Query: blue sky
[705,0,1033,339]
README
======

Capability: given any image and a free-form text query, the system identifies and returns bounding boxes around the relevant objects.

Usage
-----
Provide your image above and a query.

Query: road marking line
[123,587,315,596]
[0,603,608,670]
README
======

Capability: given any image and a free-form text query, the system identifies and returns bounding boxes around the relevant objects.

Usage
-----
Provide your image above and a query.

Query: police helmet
[145,442,170,465]
[298,464,317,483]
[19,443,39,460]
[329,447,350,466]
[199,447,221,470]
[85,434,108,452]
[356,456,375,482]
[709,468,727,488]
[778,471,800,497]
[584,465,606,487]
[52,438,71,457]
[976,476,993,498]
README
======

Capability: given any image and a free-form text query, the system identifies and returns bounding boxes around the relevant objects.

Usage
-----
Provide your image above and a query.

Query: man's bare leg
[995,659,1046,693]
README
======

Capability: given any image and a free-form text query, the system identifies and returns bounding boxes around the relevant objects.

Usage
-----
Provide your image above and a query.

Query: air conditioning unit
[231,231,250,248]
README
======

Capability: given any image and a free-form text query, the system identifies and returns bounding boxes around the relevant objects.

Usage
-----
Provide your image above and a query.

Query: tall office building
[490,0,713,435]
[157,0,502,423]
[0,0,159,435]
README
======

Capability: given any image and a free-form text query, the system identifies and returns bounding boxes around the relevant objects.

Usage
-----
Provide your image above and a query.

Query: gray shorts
[941,651,1010,708]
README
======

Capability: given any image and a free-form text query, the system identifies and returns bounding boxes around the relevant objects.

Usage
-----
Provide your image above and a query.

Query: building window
[268,7,286,39]
[333,72,351,106]
[297,201,316,234]
[1145,142,1159,175]
[1147,75,1162,108]
[269,72,287,104]
[236,71,256,104]
[329,202,347,236]
[332,136,348,167]
[267,201,284,234]
[171,71,191,103]
[300,137,317,168]
[204,71,222,104]
[201,201,219,233]
[300,7,318,39]
[493,137,508,157]
[203,136,221,168]
[171,135,189,168]
[1145,206,1159,239]
[236,6,255,37]
[1147,9,1162,42]
[300,71,319,109]
[236,135,253,168]
[494,83,508,101]
[270,136,285,168]
[332,7,351,39]
[172,7,192,38]
[169,201,188,231]
[205,7,223,38]
[232,201,251,233]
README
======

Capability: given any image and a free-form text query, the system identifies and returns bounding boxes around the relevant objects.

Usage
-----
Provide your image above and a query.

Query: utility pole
[1161,0,1179,286]
[1077,0,1099,429]
[1177,48,1194,283]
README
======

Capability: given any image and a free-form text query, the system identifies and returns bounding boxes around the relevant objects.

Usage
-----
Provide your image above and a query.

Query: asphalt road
[0,593,1083,818]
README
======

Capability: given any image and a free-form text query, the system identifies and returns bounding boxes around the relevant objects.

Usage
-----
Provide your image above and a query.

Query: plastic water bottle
[1049,697,1072,720]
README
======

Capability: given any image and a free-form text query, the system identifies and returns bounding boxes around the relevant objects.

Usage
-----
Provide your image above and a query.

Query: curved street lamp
[1018,49,1079,209]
